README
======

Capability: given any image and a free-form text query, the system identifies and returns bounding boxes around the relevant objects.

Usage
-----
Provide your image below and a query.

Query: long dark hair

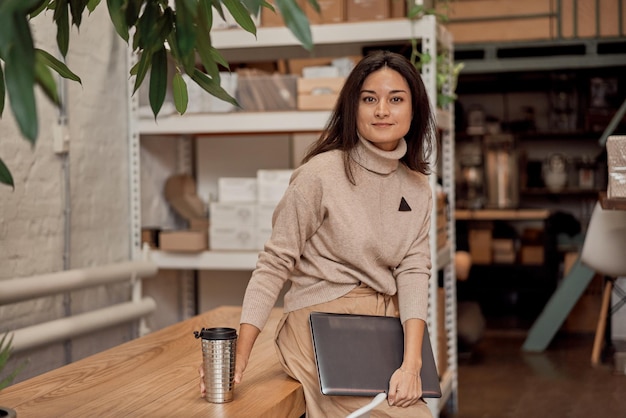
[302,50,436,182]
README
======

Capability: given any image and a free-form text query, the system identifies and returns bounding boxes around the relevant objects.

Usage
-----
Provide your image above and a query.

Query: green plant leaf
[304,0,320,14]
[0,158,15,189]
[29,0,53,18]
[211,0,227,23]
[174,0,197,58]
[35,54,60,105]
[241,0,265,16]
[87,0,101,13]
[69,0,85,27]
[190,68,238,108]
[148,46,167,118]
[196,2,219,79]
[35,48,82,83]
[222,0,256,36]
[132,49,151,94]
[155,6,174,46]
[53,0,70,57]
[0,0,44,14]
[5,12,38,143]
[125,0,142,27]
[106,0,129,42]
[0,332,27,389]
[275,0,312,51]
[0,59,5,116]
[172,72,188,114]
[134,1,159,52]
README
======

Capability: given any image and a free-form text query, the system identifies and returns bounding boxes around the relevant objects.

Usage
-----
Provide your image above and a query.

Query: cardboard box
[520,245,544,265]
[346,0,390,22]
[304,0,345,24]
[288,56,361,77]
[160,229,208,252]
[297,77,345,110]
[469,225,493,264]
[607,135,626,198]
[260,1,288,27]
[390,0,407,18]
[236,72,297,111]
[141,228,160,248]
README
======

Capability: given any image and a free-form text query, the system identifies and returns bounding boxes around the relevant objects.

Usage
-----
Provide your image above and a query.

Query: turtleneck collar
[350,135,407,175]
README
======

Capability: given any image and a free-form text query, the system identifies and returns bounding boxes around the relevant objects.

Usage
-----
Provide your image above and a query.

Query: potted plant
[0,333,23,418]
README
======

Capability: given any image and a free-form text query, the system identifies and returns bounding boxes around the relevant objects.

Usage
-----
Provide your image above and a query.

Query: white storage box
[209,225,257,250]
[182,72,237,113]
[257,169,293,204]
[210,202,257,227]
[218,177,257,203]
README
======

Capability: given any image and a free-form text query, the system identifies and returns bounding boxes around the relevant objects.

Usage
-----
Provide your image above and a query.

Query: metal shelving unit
[130,14,457,417]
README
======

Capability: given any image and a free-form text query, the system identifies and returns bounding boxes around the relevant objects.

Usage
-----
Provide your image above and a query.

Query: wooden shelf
[599,192,626,210]
[139,110,332,135]
[150,245,452,271]
[455,208,550,221]
[139,108,452,136]
[210,17,448,51]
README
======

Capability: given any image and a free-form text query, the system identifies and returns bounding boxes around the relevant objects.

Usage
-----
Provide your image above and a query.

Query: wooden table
[0,306,305,418]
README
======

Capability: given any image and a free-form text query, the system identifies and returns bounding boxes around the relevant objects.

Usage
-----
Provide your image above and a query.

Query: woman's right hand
[234,351,249,384]
[233,323,260,384]
[198,363,206,397]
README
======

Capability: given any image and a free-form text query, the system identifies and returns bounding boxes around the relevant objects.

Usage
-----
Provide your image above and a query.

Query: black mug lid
[194,327,237,340]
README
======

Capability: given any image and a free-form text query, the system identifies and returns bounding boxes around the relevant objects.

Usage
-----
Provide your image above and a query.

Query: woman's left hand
[387,367,422,407]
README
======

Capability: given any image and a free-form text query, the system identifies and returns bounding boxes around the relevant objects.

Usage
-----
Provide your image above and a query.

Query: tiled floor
[441,331,626,418]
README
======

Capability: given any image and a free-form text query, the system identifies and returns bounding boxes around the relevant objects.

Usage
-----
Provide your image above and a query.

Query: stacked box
[209,202,258,250]
[468,223,493,264]
[218,177,257,203]
[297,77,346,110]
[257,169,293,204]
[210,170,293,250]
[346,0,390,22]
[607,135,626,199]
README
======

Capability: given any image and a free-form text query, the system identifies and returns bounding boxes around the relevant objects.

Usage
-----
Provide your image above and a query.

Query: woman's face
[357,68,412,151]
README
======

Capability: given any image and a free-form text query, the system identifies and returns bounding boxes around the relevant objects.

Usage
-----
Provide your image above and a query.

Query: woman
[205,50,435,417]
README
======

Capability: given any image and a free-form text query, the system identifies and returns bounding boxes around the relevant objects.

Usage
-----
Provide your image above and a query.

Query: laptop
[309,311,442,398]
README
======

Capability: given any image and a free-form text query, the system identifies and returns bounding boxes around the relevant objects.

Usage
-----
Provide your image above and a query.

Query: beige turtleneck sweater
[240,137,432,331]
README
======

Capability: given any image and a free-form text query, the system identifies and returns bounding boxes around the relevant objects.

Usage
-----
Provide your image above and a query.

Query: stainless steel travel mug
[194,327,237,403]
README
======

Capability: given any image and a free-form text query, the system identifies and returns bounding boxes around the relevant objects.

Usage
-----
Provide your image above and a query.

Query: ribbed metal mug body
[196,327,237,403]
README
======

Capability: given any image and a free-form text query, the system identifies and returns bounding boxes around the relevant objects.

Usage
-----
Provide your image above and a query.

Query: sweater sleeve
[394,191,432,324]
[240,171,324,330]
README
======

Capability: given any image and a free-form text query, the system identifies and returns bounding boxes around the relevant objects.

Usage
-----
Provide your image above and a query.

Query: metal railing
[0,260,158,353]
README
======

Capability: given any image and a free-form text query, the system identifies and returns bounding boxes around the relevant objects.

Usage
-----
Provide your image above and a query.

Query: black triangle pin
[399,197,411,212]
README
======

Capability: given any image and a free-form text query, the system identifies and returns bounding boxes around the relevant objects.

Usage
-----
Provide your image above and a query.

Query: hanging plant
[406,0,464,109]
[0,0,318,189]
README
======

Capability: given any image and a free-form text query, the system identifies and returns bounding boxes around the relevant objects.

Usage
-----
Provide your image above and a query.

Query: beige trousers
[274,284,433,418]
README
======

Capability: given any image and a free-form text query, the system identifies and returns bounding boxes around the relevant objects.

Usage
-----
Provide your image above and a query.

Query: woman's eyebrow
[360,89,408,94]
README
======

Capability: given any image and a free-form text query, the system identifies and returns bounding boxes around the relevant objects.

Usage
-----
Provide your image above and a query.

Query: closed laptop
[309,311,442,398]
